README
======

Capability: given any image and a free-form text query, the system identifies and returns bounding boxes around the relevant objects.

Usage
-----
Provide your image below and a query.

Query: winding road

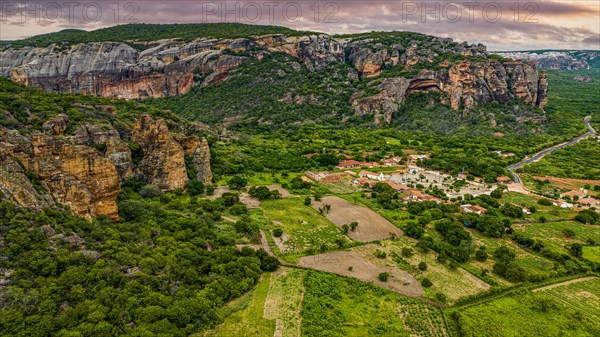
[507,116,597,184]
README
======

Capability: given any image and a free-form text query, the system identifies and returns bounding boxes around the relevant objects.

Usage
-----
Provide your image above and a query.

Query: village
[303,151,600,214]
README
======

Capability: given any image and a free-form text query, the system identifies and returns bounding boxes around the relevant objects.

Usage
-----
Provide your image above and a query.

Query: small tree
[273,228,283,238]
[418,262,428,271]
[421,278,433,287]
[378,272,390,282]
[228,176,248,190]
[342,224,350,234]
[350,221,358,231]
[304,197,311,206]
[401,248,413,258]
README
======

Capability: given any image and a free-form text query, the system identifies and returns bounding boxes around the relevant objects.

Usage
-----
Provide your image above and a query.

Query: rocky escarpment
[0,111,213,220]
[0,30,548,122]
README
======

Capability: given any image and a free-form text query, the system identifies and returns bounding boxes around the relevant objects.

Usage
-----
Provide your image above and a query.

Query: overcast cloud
[0,0,598,50]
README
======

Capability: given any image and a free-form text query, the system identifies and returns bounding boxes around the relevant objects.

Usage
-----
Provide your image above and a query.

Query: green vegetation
[301,270,445,337]
[0,182,279,336]
[522,139,600,179]
[2,23,310,49]
[257,198,352,261]
[448,278,600,337]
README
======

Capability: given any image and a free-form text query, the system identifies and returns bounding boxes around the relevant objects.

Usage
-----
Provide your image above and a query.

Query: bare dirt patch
[311,196,403,242]
[298,249,423,297]
[533,176,600,191]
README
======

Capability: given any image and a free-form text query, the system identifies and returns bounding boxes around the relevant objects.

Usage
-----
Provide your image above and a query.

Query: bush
[378,272,389,282]
[435,292,447,303]
[273,228,283,238]
[421,278,433,287]
[304,197,311,206]
[185,179,205,196]
[118,200,148,221]
[418,262,428,271]
[375,250,387,259]
[228,176,247,190]
[139,184,163,198]
[475,248,488,261]
[538,198,553,206]
[229,202,248,215]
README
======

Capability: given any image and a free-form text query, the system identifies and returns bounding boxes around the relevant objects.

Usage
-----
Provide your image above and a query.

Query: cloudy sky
[0,0,598,50]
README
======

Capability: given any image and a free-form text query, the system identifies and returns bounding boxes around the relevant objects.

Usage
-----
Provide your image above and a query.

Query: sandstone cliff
[0,110,213,220]
[0,31,548,121]
[131,115,189,190]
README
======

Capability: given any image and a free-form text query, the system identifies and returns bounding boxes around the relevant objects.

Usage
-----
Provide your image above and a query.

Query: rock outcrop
[18,133,121,220]
[72,123,133,180]
[131,115,189,190]
[0,32,548,118]
[178,135,213,184]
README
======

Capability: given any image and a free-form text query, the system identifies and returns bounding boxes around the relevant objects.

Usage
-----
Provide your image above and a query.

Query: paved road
[507,116,597,184]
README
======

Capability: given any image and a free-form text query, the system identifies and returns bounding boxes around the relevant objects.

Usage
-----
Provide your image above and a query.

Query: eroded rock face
[0,154,55,210]
[25,133,120,220]
[178,136,213,185]
[72,124,133,180]
[0,32,548,122]
[131,115,188,190]
[42,114,69,136]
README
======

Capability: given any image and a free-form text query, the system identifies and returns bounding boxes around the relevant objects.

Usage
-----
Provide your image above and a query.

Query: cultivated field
[448,277,600,337]
[297,248,423,297]
[533,176,600,191]
[259,198,352,261]
[311,196,404,242]
[370,238,492,303]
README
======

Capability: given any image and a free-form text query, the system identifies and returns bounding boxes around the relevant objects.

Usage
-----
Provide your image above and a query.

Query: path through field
[533,276,597,292]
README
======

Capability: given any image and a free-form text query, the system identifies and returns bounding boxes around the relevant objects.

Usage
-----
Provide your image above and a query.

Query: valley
[0,23,598,337]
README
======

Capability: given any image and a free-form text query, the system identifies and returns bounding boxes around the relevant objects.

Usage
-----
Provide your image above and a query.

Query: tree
[575,210,599,224]
[401,248,413,258]
[228,176,247,190]
[421,278,433,287]
[490,188,503,199]
[538,198,553,206]
[475,247,488,261]
[404,222,425,239]
[273,228,283,237]
[378,272,389,282]
[569,243,583,258]
[304,197,311,206]
[350,221,358,231]
[185,179,205,196]
[341,224,350,234]
[139,184,163,198]
[418,262,428,271]
[118,200,148,221]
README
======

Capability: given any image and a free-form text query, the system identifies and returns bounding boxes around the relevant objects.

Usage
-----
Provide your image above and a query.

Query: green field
[204,268,449,337]
[583,246,600,263]
[257,198,353,261]
[301,270,447,337]
[448,278,600,337]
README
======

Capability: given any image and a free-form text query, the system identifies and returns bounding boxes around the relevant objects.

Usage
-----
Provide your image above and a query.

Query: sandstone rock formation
[131,115,188,190]
[9,132,122,220]
[178,135,213,184]
[0,32,548,119]
[72,123,133,180]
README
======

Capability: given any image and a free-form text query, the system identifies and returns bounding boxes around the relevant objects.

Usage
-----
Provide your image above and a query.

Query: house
[336,160,362,169]
[461,204,487,215]
[354,177,377,187]
[392,156,404,163]
[579,197,600,207]
[382,158,398,167]
[553,201,574,209]
[359,170,385,181]
[496,176,512,184]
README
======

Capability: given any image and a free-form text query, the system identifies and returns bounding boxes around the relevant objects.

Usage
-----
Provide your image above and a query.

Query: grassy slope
[449,278,600,337]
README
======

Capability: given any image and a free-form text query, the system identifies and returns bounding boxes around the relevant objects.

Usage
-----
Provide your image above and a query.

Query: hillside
[1,24,547,128]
